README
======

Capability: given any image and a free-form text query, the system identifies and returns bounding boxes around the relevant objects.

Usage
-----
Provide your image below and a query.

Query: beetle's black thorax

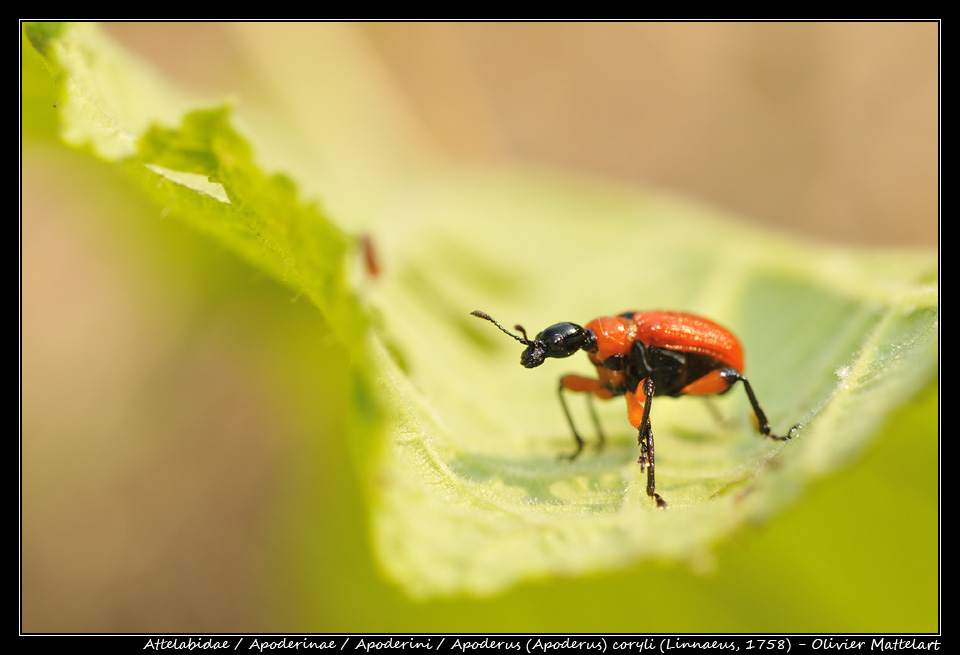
[624,341,725,397]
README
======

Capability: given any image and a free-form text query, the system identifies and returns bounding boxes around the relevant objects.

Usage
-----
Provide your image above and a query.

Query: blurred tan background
[107,21,938,246]
[22,22,938,632]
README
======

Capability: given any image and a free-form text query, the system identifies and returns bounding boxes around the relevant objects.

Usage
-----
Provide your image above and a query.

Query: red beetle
[471,309,798,507]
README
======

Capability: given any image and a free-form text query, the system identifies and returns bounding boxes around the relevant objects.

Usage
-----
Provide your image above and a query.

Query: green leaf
[366,175,937,597]
[25,22,938,603]
[24,21,68,56]
[23,21,368,366]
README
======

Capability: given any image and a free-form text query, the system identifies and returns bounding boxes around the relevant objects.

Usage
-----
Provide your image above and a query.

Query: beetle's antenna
[514,325,530,343]
[471,310,530,345]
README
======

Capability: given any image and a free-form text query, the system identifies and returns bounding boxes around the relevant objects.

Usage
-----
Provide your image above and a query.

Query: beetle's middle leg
[627,377,667,508]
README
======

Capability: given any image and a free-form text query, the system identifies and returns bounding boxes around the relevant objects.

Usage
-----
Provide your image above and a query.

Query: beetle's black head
[471,310,595,369]
[519,322,590,368]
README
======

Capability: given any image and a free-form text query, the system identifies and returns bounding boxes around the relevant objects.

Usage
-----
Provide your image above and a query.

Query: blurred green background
[21,22,938,632]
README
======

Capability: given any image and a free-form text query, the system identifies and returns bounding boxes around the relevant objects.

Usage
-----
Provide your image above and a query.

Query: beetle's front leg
[558,375,612,460]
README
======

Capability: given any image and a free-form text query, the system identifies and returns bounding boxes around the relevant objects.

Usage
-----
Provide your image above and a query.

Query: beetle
[471,309,799,508]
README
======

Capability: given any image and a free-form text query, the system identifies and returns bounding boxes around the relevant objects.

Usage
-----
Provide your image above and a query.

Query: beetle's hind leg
[720,369,799,441]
